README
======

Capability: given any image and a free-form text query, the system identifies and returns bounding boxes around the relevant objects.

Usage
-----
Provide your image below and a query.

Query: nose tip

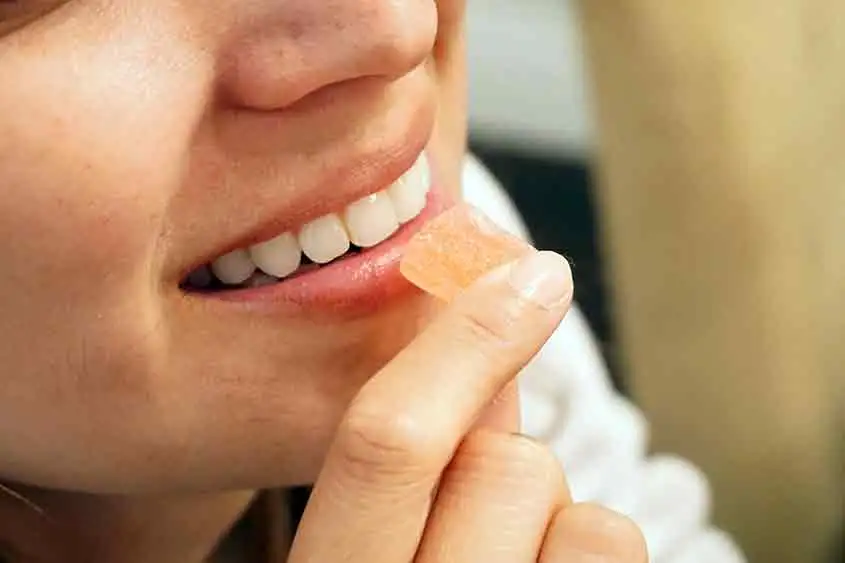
[221,1,438,111]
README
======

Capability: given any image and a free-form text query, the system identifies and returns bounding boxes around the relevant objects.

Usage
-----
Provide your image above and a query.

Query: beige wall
[577,2,844,562]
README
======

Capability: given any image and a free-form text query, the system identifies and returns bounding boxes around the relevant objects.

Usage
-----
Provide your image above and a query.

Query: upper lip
[176,112,434,282]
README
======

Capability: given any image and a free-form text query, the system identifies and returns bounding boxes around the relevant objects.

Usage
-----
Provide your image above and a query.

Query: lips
[180,150,451,313]
[183,151,432,289]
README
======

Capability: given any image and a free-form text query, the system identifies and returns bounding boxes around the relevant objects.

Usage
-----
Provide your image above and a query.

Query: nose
[219,1,438,110]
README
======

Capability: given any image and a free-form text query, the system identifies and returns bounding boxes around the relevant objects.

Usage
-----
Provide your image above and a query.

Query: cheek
[0,6,209,279]
[437,0,467,35]
[0,4,212,309]
[0,3,211,469]
[432,0,468,193]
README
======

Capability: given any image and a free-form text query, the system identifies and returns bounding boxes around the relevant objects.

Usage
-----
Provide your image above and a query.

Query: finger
[415,432,569,563]
[289,251,573,563]
[539,503,649,563]
[473,382,522,433]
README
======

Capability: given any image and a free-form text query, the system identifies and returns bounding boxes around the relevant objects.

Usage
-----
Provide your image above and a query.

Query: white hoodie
[461,155,747,563]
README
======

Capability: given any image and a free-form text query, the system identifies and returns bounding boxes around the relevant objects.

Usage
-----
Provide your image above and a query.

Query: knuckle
[455,299,524,350]
[503,434,565,489]
[460,432,567,497]
[336,404,446,482]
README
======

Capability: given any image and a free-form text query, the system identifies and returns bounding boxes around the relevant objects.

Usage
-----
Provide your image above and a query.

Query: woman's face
[0,0,468,493]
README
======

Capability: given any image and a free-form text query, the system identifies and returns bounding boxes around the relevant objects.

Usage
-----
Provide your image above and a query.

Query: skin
[0,1,647,561]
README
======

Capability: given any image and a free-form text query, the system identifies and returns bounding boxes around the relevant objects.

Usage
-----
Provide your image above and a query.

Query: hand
[289,251,648,563]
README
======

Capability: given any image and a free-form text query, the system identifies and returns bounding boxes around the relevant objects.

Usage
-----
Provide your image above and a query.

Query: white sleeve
[462,155,747,563]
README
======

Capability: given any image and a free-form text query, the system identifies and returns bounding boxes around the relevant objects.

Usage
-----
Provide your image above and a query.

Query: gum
[399,203,532,301]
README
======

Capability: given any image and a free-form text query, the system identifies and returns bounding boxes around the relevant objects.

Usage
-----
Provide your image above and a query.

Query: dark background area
[471,142,625,395]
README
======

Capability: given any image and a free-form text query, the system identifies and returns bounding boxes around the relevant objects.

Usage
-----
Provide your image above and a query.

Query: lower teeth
[244,272,280,288]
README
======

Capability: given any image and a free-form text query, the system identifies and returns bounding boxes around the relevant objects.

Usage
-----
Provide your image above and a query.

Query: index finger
[289,250,573,563]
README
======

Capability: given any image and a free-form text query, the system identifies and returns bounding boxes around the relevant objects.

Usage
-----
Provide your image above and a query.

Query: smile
[181,151,448,311]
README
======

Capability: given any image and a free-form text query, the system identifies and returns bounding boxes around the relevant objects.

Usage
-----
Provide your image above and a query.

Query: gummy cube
[400,203,532,301]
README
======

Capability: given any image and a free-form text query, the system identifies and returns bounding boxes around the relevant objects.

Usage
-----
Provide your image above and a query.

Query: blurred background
[465,2,843,563]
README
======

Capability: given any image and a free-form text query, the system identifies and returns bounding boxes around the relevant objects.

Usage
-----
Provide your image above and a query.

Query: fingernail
[508,251,572,309]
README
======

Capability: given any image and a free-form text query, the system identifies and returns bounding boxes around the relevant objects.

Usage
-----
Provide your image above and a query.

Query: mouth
[180,151,450,312]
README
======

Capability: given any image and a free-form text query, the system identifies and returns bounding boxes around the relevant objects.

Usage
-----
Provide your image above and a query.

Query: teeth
[249,232,302,278]
[211,249,256,284]
[388,153,431,223]
[245,272,280,288]
[199,152,432,287]
[297,214,351,264]
[344,192,400,248]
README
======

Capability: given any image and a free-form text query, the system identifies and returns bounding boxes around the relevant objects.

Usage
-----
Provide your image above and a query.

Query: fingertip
[507,251,573,310]
[544,503,649,563]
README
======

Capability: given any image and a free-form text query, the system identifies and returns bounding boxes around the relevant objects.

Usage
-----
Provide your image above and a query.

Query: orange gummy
[400,203,532,301]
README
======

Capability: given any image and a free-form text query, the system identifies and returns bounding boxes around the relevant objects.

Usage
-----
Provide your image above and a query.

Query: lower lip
[205,185,452,316]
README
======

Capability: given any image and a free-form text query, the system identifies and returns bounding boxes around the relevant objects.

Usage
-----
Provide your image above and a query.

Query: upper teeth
[207,152,431,286]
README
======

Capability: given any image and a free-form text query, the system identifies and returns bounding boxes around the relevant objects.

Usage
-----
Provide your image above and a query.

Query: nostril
[219,46,312,111]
